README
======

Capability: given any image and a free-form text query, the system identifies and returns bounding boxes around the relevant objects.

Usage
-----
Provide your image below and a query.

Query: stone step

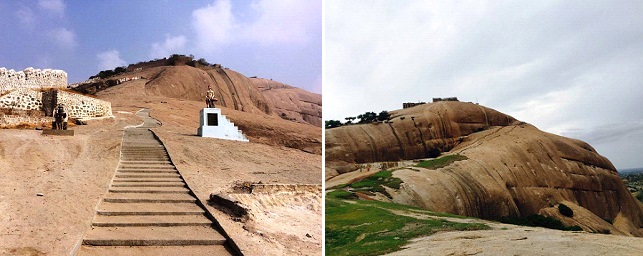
[76,245,231,256]
[103,193,195,203]
[111,182,186,187]
[108,187,189,193]
[97,202,204,216]
[117,169,178,173]
[113,178,184,183]
[115,174,180,179]
[92,215,211,227]
[82,226,226,246]
[118,166,176,169]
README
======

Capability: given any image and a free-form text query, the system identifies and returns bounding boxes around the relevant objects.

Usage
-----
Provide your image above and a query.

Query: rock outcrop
[326,101,643,236]
[72,58,321,126]
[251,78,322,127]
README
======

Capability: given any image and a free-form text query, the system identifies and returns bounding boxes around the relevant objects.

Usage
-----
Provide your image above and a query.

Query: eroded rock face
[251,78,322,127]
[326,101,643,236]
[73,65,322,126]
[144,66,271,115]
[326,101,518,165]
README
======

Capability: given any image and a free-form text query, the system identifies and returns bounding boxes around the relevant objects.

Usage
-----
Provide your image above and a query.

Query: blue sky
[0,0,321,93]
[325,0,643,169]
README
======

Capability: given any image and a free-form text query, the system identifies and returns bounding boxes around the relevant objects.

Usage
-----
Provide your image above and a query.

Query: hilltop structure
[0,67,112,128]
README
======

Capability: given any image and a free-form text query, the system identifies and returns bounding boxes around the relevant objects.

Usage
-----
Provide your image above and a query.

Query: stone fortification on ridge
[0,67,67,94]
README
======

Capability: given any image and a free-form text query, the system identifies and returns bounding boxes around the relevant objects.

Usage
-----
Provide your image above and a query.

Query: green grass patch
[325,195,489,256]
[349,170,403,198]
[416,154,468,169]
[327,190,358,200]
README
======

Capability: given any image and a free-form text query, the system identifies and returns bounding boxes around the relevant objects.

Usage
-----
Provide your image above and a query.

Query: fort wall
[0,67,67,95]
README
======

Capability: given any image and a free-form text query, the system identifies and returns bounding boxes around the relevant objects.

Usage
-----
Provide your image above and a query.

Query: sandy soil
[97,80,322,255]
[386,218,643,256]
[0,78,321,255]
[0,113,139,255]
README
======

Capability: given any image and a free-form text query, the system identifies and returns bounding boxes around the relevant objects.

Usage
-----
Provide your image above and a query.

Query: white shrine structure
[197,108,249,142]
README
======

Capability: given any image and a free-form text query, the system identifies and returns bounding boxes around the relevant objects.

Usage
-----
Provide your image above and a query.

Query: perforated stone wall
[56,90,112,119]
[0,67,67,95]
[0,89,112,119]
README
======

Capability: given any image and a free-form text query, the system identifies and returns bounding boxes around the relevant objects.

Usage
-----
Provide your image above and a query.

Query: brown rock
[326,101,643,236]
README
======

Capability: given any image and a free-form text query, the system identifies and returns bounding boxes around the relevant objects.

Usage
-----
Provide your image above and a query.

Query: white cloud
[49,27,77,49]
[96,50,127,70]
[149,35,187,59]
[191,0,320,52]
[192,0,236,52]
[38,0,65,17]
[244,0,320,44]
[15,6,36,29]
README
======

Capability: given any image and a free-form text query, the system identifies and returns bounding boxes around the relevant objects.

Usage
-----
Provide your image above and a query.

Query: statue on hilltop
[205,85,218,108]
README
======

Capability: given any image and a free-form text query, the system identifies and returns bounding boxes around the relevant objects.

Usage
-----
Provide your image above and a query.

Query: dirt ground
[100,80,323,255]
[0,79,321,255]
[0,113,139,255]
[385,217,643,256]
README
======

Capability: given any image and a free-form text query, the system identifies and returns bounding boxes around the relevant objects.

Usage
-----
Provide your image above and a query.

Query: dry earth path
[75,109,236,255]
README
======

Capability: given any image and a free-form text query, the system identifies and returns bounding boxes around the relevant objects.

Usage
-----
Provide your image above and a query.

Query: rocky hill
[251,78,322,127]
[72,55,321,126]
[326,101,643,236]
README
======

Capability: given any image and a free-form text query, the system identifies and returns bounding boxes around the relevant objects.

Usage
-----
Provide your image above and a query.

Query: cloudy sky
[0,0,321,93]
[325,1,643,170]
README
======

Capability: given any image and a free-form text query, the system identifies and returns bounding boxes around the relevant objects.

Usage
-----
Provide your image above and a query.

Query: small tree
[357,112,377,124]
[325,120,342,129]
[344,116,356,124]
[114,66,126,73]
[377,111,391,121]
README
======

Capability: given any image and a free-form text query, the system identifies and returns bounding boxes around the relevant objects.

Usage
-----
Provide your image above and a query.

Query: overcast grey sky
[324,1,643,170]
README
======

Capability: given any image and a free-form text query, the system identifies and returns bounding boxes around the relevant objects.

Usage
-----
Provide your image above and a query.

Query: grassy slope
[325,190,488,256]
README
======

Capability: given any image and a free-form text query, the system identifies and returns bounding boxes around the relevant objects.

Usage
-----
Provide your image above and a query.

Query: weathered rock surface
[326,101,643,236]
[251,78,322,127]
[72,63,321,127]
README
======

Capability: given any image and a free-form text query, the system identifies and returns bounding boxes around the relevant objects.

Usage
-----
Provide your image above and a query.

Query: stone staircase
[76,109,235,255]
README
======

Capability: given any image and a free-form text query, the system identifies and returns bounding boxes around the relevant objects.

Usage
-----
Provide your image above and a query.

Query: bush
[558,203,574,217]
[325,120,343,129]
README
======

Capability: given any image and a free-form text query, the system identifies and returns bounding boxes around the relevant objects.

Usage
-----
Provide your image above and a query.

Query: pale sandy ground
[100,80,322,255]
[386,219,643,256]
[0,79,321,255]
[0,113,139,255]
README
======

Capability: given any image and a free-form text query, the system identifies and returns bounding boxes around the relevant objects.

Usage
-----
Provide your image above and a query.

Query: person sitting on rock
[206,86,218,108]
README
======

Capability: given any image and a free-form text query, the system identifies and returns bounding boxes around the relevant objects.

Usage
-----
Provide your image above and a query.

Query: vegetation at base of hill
[325,110,391,129]
[499,214,582,231]
[325,191,489,256]
[620,171,643,203]
[416,154,468,169]
[348,170,402,198]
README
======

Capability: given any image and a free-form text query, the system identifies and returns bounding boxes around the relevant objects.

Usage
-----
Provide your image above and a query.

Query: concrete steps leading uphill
[76,109,235,256]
